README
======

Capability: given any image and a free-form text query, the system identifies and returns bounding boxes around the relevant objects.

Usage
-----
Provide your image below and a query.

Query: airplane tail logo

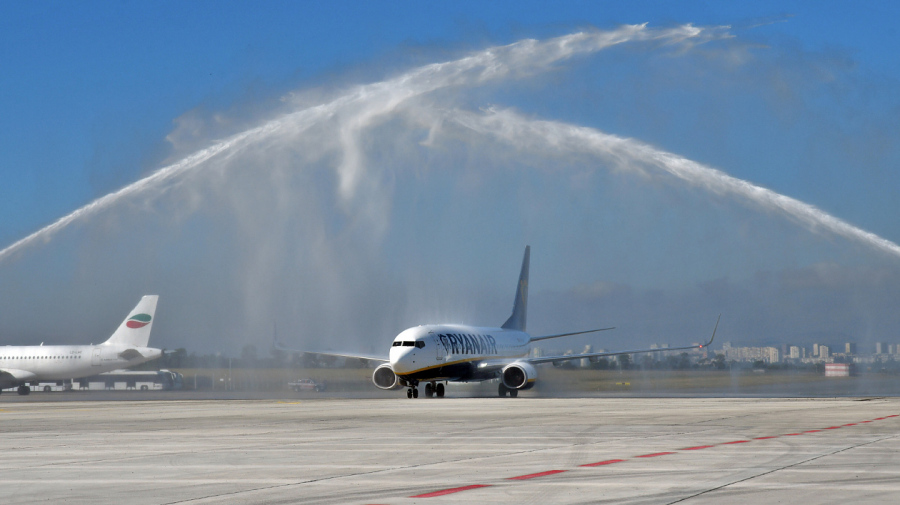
[103,295,159,347]
[126,314,152,329]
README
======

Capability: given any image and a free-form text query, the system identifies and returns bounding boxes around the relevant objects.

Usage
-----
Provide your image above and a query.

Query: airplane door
[91,348,101,366]
[432,333,446,361]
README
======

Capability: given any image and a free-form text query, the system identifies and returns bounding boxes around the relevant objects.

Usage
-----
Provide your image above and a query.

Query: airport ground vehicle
[75,369,184,391]
[288,378,325,392]
[2,369,183,393]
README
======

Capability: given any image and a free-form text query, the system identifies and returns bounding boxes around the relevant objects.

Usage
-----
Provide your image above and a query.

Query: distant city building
[813,343,820,357]
[722,345,781,364]
[789,346,800,359]
[845,342,857,354]
[819,345,830,359]
[876,342,887,354]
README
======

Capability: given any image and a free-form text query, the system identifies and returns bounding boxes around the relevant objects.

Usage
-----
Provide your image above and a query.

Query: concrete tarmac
[1,396,899,504]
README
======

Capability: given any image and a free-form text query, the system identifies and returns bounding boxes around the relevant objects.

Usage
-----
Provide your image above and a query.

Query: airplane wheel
[17,385,30,396]
[436,383,445,398]
[425,383,433,397]
[413,388,419,398]
[509,389,518,398]
[407,388,413,398]
[498,383,508,397]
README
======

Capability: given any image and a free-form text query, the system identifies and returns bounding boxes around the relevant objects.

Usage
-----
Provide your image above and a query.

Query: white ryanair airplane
[280,247,717,398]
[0,295,163,395]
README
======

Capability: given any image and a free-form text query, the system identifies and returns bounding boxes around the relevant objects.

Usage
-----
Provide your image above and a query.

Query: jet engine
[501,362,537,390]
[372,364,401,390]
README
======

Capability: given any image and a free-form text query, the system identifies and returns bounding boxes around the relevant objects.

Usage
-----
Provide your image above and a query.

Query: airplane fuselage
[389,324,531,383]
[0,344,162,384]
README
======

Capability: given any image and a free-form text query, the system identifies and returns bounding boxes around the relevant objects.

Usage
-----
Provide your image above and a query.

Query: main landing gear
[424,382,445,398]
[17,385,30,396]
[498,383,518,398]
[405,381,446,399]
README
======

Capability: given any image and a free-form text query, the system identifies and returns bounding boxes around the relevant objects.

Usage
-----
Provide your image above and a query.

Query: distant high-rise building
[845,342,857,354]
[876,342,887,354]
[819,345,830,359]
[789,346,800,359]
[813,343,820,357]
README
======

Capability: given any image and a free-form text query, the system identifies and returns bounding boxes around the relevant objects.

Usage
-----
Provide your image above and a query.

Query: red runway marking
[405,413,898,500]
[411,485,491,498]
[580,459,626,467]
[507,470,567,480]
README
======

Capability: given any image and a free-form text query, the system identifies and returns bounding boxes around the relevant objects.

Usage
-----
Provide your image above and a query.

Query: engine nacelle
[372,364,401,390]
[501,362,537,390]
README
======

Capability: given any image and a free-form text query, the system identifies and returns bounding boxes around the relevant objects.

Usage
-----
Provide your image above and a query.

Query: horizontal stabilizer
[528,327,615,343]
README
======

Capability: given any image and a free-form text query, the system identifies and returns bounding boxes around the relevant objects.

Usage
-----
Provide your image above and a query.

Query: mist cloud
[1,23,897,355]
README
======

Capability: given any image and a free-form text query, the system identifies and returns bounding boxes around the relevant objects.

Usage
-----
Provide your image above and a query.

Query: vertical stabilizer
[502,246,530,331]
[102,295,159,347]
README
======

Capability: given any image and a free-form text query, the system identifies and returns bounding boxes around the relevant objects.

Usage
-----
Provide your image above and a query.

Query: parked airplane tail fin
[103,295,159,347]
[502,246,530,331]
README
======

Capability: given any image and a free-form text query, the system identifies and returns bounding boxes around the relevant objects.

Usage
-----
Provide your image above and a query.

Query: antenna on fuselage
[501,246,530,332]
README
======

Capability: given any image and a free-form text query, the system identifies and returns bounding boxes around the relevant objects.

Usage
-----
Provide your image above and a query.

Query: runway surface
[2,396,899,504]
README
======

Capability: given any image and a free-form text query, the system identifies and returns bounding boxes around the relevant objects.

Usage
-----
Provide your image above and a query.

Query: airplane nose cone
[391,349,416,374]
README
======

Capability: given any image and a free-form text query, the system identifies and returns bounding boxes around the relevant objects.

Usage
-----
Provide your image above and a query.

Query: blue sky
[1,1,899,352]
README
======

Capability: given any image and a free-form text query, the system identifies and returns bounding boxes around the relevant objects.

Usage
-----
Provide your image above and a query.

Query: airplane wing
[0,368,38,388]
[526,315,719,366]
[273,340,389,363]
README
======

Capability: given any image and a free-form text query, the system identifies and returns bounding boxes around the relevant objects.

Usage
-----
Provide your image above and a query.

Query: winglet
[699,314,720,348]
[501,246,530,331]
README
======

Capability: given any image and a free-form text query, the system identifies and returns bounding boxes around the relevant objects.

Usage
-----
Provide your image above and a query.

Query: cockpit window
[402,341,415,347]
[392,341,402,347]
[415,341,425,348]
